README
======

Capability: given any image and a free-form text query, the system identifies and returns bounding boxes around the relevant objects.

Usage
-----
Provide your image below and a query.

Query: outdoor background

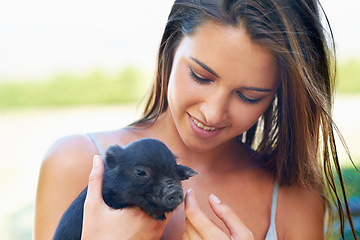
[0,0,359,239]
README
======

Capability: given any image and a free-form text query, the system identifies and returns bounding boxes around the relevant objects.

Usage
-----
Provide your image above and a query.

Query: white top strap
[265,181,279,240]
[87,133,106,159]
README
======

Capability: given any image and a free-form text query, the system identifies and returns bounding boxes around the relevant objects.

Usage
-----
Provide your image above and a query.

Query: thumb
[85,155,105,204]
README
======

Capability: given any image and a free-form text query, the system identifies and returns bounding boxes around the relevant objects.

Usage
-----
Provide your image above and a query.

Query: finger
[184,217,202,240]
[209,194,254,240]
[182,232,190,240]
[184,189,224,238]
[85,155,105,204]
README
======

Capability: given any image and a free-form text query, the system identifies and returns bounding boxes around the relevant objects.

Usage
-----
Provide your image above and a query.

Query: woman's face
[166,21,280,152]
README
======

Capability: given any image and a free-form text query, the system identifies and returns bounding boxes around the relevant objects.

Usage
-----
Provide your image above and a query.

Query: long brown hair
[132,0,358,238]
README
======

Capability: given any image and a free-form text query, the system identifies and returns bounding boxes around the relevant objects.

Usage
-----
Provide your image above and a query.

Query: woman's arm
[277,186,324,239]
[34,135,97,239]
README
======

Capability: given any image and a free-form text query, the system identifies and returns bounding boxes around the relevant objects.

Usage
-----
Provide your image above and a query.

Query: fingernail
[185,188,194,207]
[93,155,100,168]
[210,194,221,204]
[187,188,193,194]
[185,188,193,203]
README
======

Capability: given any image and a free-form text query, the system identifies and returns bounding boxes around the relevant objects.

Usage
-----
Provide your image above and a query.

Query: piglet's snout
[163,189,184,209]
[160,178,184,209]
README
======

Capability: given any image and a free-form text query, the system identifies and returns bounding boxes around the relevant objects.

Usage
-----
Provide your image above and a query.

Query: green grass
[0,67,149,109]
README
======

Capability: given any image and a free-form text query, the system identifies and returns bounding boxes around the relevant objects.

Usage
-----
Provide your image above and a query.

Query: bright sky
[0,0,359,81]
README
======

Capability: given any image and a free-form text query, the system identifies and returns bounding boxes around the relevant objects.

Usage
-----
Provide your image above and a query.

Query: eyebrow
[190,56,274,92]
[242,86,274,92]
[190,57,220,78]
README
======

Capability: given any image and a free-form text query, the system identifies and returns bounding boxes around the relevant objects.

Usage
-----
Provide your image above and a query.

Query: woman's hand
[183,189,254,240]
[81,155,170,240]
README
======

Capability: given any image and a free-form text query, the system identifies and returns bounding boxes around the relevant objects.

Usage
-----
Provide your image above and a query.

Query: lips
[191,117,217,131]
[188,114,224,138]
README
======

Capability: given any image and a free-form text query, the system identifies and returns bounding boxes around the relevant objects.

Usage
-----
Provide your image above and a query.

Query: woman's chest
[161,172,275,240]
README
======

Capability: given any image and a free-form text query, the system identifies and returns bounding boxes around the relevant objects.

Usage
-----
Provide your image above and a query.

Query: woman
[34,0,357,239]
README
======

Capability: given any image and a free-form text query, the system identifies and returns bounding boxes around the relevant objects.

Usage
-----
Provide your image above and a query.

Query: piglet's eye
[134,169,148,178]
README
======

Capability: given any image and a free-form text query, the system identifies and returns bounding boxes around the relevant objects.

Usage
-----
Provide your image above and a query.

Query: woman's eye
[189,68,213,84]
[236,91,261,104]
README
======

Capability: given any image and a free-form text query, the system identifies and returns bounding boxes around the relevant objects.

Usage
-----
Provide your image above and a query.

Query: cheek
[168,71,181,106]
[168,66,199,111]
[231,98,274,133]
[167,72,183,114]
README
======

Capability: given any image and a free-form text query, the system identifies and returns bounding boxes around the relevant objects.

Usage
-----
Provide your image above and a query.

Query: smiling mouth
[190,116,217,131]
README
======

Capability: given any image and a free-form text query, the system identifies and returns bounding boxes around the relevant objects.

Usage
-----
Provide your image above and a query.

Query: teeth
[192,117,216,131]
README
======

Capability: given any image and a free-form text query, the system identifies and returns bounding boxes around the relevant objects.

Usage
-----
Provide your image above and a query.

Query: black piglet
[53,138,197,240]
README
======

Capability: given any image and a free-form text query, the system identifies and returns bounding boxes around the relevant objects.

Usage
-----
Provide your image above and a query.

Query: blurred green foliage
[337,58,360,93]
[0,67,148,109]
[338,167,360,199]
[0,58,359,109]
[334,166,360,240]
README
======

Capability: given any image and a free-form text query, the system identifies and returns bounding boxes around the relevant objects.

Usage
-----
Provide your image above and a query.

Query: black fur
[53,138,197,240]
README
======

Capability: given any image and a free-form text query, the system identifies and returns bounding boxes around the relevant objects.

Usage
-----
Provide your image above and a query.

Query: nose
[199,91,229,126]
[160,178,184,209]
[163,190,184,209]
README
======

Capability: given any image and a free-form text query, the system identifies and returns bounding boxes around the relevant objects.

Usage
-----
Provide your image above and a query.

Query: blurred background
[0,0,359,239]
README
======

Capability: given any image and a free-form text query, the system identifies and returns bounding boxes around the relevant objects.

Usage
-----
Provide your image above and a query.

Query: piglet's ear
[105,145,124,169]
[176,164,198,180]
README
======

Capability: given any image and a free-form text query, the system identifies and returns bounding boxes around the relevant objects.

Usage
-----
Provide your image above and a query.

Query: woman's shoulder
[42,128,143,169]
[277,184,324,239]
[86,127,148,149]
[43,134,98,169]
[35,133,100,239]
[39,134,101,195]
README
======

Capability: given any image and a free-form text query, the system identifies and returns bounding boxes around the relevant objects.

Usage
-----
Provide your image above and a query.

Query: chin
[180,135,225,153]
[186,143,211,153]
